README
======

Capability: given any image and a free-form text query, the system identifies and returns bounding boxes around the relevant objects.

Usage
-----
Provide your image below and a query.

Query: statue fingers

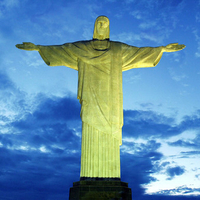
[164,43,185,52]
[180,44,186,49]
[15,44,25,49]
[168,43,178,47]
[174,44,186,51]
[15,42,37,50]
[166,43,177,49]
[23,42,34,45]
[174,43,186,49]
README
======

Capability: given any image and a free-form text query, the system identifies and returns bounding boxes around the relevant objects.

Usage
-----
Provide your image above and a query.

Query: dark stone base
[69,179,132,200]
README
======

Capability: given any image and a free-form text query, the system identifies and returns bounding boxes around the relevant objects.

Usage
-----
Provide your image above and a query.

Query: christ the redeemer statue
[16,16,185,180]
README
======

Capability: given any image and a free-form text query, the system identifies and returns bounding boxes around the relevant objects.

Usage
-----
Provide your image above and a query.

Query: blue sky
[0,0,200,199]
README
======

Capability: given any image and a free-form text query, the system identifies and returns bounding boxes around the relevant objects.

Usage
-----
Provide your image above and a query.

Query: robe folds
[38,40,163,178]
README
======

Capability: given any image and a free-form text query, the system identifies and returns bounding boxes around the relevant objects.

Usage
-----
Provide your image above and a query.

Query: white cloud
[193,30,200,58]
[196,12,200,22]
[130,10,143,20]
[169,130,197,141]
[112,32,142,44]
[139,21,157,30]
[123,72,141,84]
[140,33,160,43]
[168,67,187,82]
[0,0,20,18]
[39,146,50,153]
[0,0,19,9]
[82,26,94,40]
[146,153,200,195]
[112,25,171,45]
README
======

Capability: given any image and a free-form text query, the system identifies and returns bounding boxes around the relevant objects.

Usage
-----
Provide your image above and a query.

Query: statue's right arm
[16,42,78,70]
[16,42,39,51]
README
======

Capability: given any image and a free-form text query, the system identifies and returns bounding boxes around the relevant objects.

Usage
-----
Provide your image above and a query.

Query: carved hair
[93,16,110,40]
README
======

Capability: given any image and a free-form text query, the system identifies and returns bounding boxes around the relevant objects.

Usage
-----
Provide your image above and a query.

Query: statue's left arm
[162,43,186,53]
[122,43,185,71]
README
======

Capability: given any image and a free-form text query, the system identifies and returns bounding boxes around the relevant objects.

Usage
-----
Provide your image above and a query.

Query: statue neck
[91,39,110,50]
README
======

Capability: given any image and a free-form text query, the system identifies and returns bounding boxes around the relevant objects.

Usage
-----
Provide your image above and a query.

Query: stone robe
[38,40,163,178]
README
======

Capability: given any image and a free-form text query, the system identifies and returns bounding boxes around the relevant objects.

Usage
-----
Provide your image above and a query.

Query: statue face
[96,19,109,39]
[93,16,110,40]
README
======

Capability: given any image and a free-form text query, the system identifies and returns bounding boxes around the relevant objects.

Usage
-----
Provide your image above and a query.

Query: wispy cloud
[123,110,178,139]
[130,10,145,20]
[166,166,185,180]
[124,107,200,140]
[168,68,187,82]
[1,72,200,198]
[169,140,200,150]
[112,32,142,44]
[155,186,200,196]
[0,75,81,199]
[193,30,200,57]
[0,0,19,14]
[1,0,200,199]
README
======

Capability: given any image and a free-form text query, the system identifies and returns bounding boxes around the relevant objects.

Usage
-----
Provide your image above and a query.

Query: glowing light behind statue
[16,16,185,180]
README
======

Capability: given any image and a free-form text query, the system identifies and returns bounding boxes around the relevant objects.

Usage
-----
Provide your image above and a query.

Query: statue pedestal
[69,179,132,200]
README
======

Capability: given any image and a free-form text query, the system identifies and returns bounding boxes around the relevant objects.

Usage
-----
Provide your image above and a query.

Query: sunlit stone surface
[16,16,185,180]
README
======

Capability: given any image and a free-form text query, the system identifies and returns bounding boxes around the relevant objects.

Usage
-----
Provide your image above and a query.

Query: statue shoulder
[63,40,92,47]
[62,40,92,51]
[110,40,124,46]
[110,40,136,49]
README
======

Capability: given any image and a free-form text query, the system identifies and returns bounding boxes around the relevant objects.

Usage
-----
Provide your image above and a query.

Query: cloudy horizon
[0,0,200,199]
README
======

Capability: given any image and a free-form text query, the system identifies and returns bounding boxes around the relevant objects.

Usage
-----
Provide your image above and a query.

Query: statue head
[93,16,110,40]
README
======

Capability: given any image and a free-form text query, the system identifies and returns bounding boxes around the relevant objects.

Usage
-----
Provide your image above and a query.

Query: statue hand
[163,43,186,52]
[15,42,39,51]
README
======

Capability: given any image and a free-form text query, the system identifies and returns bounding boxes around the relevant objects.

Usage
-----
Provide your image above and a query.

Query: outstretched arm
[122,42,185,71]
[16,42,78,70]
[16,42,39,51]
[162,43,186,52]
